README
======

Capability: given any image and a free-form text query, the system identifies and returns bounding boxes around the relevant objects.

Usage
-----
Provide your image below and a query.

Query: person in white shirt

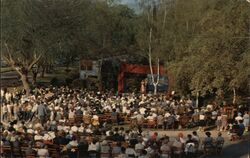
[156,113,163,125]
[135,113,144,125]
[135,139,144,156]
[160,142,171,158]
[1,89,5,99]
[37,144,49,158]
[235,113,243,124]
[2,103,8,121]
[88,139,100,152]
[100,140,110,158]
[5,92,12,103]
[125,145,137,157]
[212,110,218,124]
[243,111,249,131]
[68,108,75,120]
[7,103,13,120]
[139,107,146,115]
[199,112,205,131]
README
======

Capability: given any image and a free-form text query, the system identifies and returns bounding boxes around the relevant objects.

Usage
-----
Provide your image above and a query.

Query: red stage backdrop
[118,63,165,93]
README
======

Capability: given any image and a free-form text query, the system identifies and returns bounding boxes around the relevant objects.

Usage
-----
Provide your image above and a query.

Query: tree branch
[148,27,155,84]
[3,43,23,76]
[156,57,160,85]
[28,53,42,70]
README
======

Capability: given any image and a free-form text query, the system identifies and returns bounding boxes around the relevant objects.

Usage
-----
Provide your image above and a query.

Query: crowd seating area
[0,86,248,158]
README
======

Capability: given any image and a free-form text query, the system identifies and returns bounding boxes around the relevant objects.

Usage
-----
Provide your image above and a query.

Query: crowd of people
[0,86,249,158]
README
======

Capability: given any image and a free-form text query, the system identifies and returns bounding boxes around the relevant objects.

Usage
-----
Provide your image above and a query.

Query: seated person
[25,142,37,156]
[125,144,137,158]
[237,120,245,137]
[53,131,69,145]
[92,115,100,127]
[230,120,245,140]
[117,147,128,158]
[78,137,89,158]
[37,144,49,158]
[160,142,171,158]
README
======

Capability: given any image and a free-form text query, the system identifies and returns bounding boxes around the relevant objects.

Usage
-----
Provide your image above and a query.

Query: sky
[121,0,137,4]
[120,0,139,12]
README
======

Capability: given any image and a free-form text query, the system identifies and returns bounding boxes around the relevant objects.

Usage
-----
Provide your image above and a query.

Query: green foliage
[1,0,249,100]
[65,78,73,85]
[166,0,250,99]
[134,0,250,99]
[50,77,59,86]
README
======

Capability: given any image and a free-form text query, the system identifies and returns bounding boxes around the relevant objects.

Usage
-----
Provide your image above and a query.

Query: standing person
[30,102,38,122]
[37,101,47,126]
[216,114,222,131]
[2,103,8,121]
[214,132,224,154]
[5,91,12,103]
[0,88,5,101]
[7,102,13,121]
[243,111,249,132]
[203,131,214,153]
[235,113,243,124]
[192,131,200,143]
[13,103,19,120]
[221,113,228,131]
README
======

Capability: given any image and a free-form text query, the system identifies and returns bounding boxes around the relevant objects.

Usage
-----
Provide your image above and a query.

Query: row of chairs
[60,113,193,130]
[1,140,130,158]
[1,145,35,158]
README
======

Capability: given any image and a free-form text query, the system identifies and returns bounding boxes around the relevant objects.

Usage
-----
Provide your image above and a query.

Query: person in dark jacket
[37,101,47,126]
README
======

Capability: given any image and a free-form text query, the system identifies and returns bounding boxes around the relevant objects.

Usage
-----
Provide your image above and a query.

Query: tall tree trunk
[41,66,45,77]
[21,74,30,96]
[148,28,160,95]
[153,83,157,95]
[233,87,236,105]
[32,72,38,85]
[49,64,54,72]
[32,65,39,85]
[98,59,103,92]
[3,43,41,96]
[196,91,199,108]
[45,65,50,73]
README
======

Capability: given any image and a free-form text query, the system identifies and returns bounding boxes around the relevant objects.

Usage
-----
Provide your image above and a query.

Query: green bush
[70,72,80,80]
[72,79,85,88]
[50,77,59,86]
[65,78,73,85]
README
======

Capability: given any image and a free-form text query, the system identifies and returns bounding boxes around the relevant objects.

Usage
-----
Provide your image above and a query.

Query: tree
[81,1,138,89]
[136,0,171,94]
[1,0,48,95]
[166,0,250,104]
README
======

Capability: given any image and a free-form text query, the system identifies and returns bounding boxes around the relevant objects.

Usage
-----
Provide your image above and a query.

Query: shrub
[50,77,59,86]
[65,78,73,85]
